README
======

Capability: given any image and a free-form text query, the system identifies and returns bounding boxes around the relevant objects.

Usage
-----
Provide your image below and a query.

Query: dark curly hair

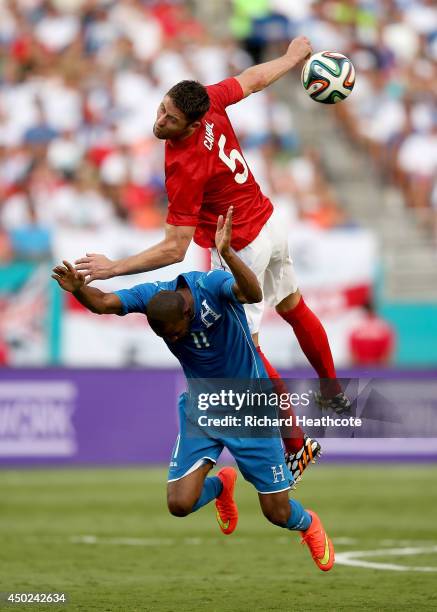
[166,80,210,123]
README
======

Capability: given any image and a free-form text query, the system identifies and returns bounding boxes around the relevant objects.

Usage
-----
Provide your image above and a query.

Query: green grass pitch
[1,465,437,611]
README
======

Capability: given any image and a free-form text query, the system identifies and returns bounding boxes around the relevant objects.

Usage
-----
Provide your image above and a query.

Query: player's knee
[275,289,301,314]
[262,504,290,527]
[167,495,193,517]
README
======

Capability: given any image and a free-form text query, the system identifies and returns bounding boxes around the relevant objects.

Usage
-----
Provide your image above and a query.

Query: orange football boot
[300,510,335,571]
[215,467,238,535]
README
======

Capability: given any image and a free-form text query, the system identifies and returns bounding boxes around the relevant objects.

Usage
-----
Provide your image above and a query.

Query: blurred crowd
[331,1,437,235]
[0,0,357,265]
[230,0,437,236]
[1,0,435,267]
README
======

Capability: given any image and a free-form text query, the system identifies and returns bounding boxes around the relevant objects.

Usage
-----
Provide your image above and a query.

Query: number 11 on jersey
[191,331,210,348]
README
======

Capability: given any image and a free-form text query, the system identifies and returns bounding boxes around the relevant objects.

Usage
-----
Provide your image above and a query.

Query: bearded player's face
[153,96,190,140]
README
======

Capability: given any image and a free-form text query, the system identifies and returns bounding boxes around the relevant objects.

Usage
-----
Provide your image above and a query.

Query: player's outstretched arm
[215,208,262,304]
[235,36,312,98]
[75,224,195,283]
[52,260,123,315]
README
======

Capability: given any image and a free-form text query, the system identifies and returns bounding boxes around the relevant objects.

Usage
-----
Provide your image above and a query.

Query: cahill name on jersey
[165,78,273,251]
[114,270,268,380]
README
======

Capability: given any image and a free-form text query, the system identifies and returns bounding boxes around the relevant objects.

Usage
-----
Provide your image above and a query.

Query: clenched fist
[286,36,313,64]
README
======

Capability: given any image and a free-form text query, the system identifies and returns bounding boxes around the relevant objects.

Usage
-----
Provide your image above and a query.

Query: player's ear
[190,120,201,130]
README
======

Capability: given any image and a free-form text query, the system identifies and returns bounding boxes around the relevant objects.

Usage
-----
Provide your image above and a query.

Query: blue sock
[192,476,223,513]
[285,499,312,531]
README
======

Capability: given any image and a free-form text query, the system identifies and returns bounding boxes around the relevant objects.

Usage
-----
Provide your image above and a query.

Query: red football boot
[301,510,335,571]
[215,467,238,535]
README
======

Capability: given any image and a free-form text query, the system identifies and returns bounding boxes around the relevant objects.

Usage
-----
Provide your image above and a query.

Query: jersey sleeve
[114,282,160,316]
[206,78,244,110]
[166,163,206,227]
[204,269,239,304]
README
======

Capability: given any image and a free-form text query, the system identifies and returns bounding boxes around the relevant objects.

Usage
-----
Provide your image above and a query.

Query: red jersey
[165,78,273,251]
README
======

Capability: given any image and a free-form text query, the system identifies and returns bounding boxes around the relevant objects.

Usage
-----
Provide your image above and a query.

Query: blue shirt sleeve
[114,282,161,315]
[203,270,239,304]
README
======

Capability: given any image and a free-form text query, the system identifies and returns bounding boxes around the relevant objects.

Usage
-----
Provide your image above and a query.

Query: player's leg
[167,461,216,517]
[168,458,238,533]
[275,290,340,396]
[167,393,225,517]
[168,394,239,533]
[265,210,350,414]
[258,491,335,572]
[264,211,339,391]
[229,435,334,571]
[263,220,348,477]
[276,290,351,413]
[258,489,305,527]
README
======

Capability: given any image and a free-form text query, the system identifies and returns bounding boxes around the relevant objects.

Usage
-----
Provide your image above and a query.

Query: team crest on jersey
[203,121,215,151]
[200,299,221,328]
[271,465,286,483]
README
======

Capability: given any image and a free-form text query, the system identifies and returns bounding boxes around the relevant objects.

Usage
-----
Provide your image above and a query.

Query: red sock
[279,297,341,397]
[256,346,305,454]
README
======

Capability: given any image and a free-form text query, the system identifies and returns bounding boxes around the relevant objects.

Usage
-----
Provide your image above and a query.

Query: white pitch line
[70,534,358,547]
[70,535,175,546]
[70,535,252,547]
[340,545,437,557]
[65,536,437,572]
[333,537,358,545]
[379,539,424,547]
[335,545,437,572]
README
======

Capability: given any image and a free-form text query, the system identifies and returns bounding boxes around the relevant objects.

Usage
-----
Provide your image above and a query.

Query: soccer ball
[301,51,355,104]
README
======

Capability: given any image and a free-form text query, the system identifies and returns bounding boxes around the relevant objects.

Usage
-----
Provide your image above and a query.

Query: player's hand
[215,206,233,256]
[74,253,115,284]
[287,36,312,64]
[52,260,86,293]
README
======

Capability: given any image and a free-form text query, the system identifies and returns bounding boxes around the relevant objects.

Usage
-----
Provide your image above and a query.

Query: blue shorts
[167,393,294,494]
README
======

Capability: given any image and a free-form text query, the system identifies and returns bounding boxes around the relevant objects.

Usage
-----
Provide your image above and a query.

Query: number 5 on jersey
[218,134,249,184]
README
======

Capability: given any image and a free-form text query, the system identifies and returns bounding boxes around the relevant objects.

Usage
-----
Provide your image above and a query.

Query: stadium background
[0,0,436,610]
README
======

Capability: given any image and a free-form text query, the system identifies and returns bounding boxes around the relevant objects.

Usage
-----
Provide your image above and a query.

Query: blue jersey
[115,270,267,380]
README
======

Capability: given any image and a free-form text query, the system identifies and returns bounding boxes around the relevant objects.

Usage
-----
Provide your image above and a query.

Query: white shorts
[211,207,298,334]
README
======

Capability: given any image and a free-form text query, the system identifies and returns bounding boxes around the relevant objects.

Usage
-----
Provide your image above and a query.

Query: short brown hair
[166,80,210,123]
